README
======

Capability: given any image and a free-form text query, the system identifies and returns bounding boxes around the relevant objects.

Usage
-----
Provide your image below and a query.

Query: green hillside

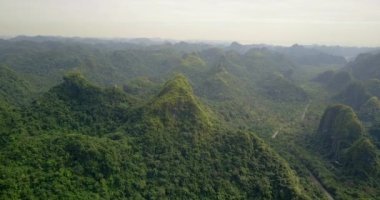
[0,74,311,199]
[142,74,213,132]
[334,82,371,109]
[347,53,380,80]
[365,78,380,98]
[25,72,134,135]
[343,138,380,178]
[0,37,379,199]
[317,104,363,160]
[259,73,308,102]
[0,65,31,105]
[359,97,380,126]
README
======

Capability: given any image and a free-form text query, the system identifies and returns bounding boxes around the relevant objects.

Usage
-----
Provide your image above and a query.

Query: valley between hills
[1,37,380,199]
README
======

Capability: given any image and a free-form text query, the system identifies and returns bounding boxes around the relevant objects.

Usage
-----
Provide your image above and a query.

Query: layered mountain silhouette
[347,53,380,80]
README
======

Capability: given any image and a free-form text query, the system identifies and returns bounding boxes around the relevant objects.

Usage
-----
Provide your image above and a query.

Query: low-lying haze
[0,0,379,46]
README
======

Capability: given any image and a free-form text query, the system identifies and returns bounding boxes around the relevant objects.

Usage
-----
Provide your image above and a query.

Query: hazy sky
[1,0,379,46]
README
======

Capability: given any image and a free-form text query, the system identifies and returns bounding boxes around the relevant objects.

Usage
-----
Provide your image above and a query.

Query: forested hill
[0,73,309,199]
[346,52,380,80]
[1,36,380,199]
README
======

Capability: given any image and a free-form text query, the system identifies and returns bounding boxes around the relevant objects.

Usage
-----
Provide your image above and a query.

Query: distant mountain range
[1,36,380,199]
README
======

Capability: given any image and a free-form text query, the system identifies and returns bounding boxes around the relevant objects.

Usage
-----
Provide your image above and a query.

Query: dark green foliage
[243,48,295,78]
[364,98,380,144]
[0,40,182,91]
[25,73,133,135]
[0,134,139,199]
[315,104,380,180]
[0,100,22,147]
[369,123,380,142]
[343,138,380,178]
[0,74,310,199]
[0,65,31,105]
[176,52,207,73]
[0,130,309,199]
[364,78,380,98]
[313,70,335,83]
[197,63,242,101]
[259,74,309,102]
[334,82,371,109]
[347,53,380,80]
[123,76,160,97]
[359,97,380,126]
[317,104,363,160]
[142,74,213,132]
[134,127,308,199]
[326,71,353,92]
[1,37,379,199]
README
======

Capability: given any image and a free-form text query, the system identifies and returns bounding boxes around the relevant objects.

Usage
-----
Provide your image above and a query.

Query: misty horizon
[2,35,380,49]
[1,0,380,47]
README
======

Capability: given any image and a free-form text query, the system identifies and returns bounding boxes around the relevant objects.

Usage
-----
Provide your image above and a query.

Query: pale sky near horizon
[0,0,379,46]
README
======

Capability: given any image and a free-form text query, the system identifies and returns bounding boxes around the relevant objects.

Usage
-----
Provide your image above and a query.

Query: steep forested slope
[24,73,134,135]
[317,105,364,160]
[0,65,31,105]
[334,82,371,109]
[346,52,380,80]
[0,74,311,199]
[1,37,379,200]
[305,104,380,198]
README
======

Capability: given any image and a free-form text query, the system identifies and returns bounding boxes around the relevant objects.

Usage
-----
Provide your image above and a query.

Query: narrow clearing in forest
[272,102,311,139]
[271,130,279,139]
[309,171,335,200]
[301,102,311,121]
[271,101,334,199]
